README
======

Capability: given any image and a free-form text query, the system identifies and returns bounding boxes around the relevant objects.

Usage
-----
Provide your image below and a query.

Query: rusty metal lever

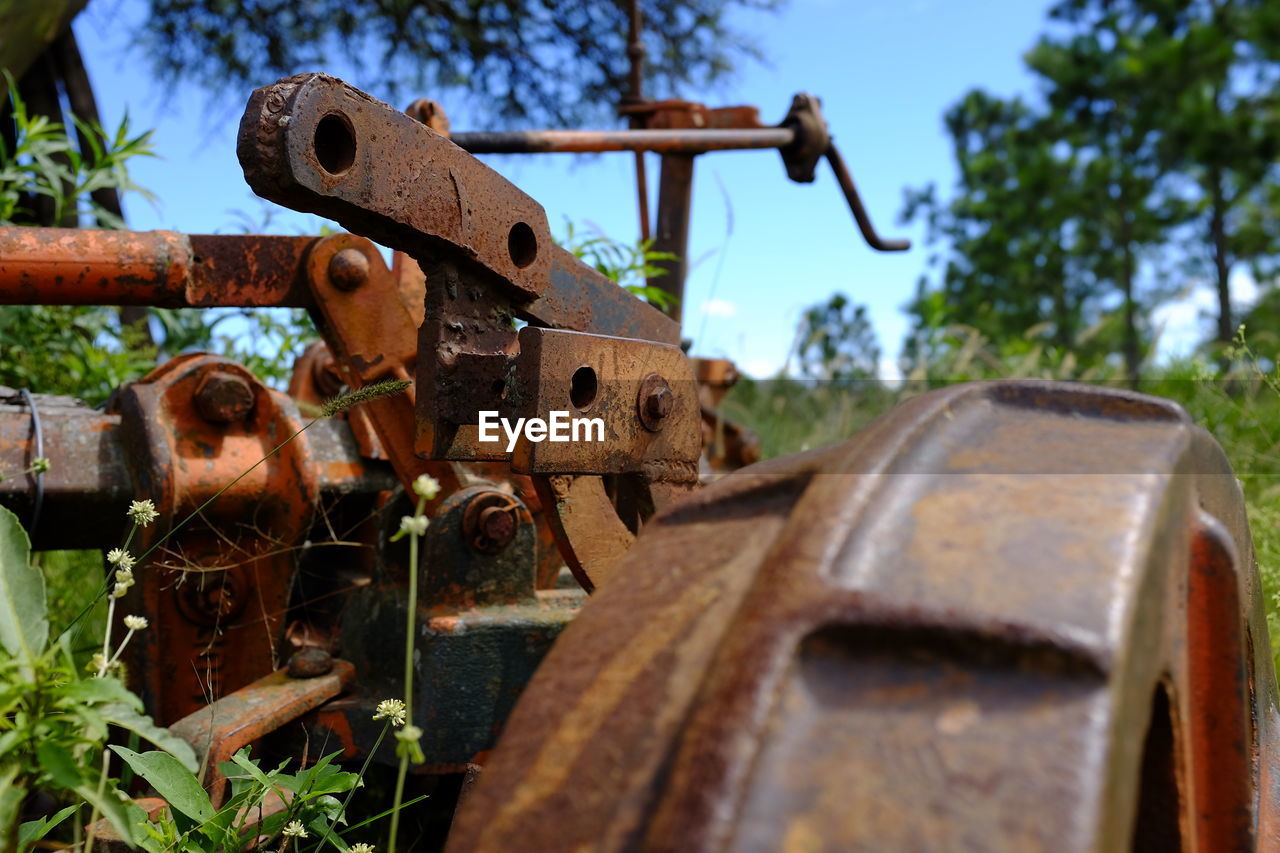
[825,143,911,252]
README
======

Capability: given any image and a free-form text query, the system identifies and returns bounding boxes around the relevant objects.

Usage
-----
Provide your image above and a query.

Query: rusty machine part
[451,90,910,322]
[3,60,1277,851]
[446,382,1280,851]
[237,72,701,589]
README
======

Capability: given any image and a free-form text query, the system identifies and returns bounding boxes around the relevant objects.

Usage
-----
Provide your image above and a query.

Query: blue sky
[74,0,1132,377]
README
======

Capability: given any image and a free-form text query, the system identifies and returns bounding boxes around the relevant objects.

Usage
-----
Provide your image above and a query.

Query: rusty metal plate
[509,327,699,478]
[445,381,1280,852]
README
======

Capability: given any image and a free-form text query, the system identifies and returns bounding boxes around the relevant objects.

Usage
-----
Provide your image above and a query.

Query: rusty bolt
[328,247,370,291]
[637,373,674,432]
[287,646,334,678]
[463,491,521,554]
[194,371,255,424]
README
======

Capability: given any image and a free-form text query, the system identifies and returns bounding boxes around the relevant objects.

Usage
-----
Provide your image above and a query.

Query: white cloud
[740,356,783,378]
[701,299,738,318]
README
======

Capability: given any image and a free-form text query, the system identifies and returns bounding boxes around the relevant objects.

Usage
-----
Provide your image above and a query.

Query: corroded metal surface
[327,487,584,771]
[237,73,680,346]
[0,390,395,548]
[447,381,1280,851]
[0,226,315,307]
[110,353,320,725]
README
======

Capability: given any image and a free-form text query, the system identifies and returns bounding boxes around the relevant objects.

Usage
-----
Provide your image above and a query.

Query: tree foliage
[139,0,784,125]
[902,0,1280,378]
[790,293,881,382]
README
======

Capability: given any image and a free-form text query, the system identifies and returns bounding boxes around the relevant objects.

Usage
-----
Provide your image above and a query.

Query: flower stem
[388,494,425,851]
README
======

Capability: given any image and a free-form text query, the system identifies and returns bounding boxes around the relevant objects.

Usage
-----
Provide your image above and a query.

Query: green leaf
[73,781,134,846]
[98,704,198,773]
[0,505,47,669]
[36,741,83,789]
[62,676,145,711]
[111,746,214,824]
[17,803,76,848]
[0,766,25,851]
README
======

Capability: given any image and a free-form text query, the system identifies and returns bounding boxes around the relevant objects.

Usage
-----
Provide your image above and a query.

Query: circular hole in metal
[314,114,356,175]
[508,222,537,268]
[570,366,597,410]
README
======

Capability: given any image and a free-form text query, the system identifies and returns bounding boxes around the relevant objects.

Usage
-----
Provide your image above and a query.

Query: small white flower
[350,845,375,853]
[412,474,441,500]
[107,548,135,571]
[123,615,148,631]
[373,698,407,727]
[112,579,132,599]
[128,499,159,527]
[282,820,308,838]
[399,514,428,537]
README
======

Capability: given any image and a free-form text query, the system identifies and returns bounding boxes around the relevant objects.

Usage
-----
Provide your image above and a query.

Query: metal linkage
[238,74,703,587]
[449,91,911,319]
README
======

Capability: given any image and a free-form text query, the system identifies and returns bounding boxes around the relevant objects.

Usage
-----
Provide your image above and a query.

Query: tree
[900,91,1096,359]
[789,293,881,383]
[903,0,1280,380]
[1156,0,1280,350]
[139,0,784,125]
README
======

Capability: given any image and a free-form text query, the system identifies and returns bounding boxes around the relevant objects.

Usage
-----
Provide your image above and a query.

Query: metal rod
[0,227,317,306]
[648,155,695,323]
[452,127,795,156]
[824,144,911,252]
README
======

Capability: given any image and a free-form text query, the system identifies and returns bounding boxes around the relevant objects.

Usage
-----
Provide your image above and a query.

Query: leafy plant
[0,504,197,850]
[116,745,359,852]
[560,221,678,311]
[0,70,155,229]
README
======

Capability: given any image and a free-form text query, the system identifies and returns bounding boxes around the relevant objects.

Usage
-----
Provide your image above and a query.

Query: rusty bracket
[168,656,355,807]
[110,353,321,725]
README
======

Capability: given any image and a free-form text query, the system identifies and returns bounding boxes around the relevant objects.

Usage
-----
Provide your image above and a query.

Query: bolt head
[287,646,334,679]
[328,248,370,291]
[194,372,255,423]
[479,505,517,549]
[637,374,674,431]
[644,387,674,420]
[462,492,522,554]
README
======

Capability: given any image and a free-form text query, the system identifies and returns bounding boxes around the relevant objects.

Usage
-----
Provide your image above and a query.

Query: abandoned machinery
[0,73,1277,850]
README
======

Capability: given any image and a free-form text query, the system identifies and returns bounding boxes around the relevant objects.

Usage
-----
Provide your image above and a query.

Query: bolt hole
[314,113,356,175]
[570,366,597,410]
[508,222,537,268]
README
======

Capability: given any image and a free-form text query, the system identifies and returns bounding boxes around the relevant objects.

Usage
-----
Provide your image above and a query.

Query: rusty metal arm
[0,227,318,307]
[236,73,680,346]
